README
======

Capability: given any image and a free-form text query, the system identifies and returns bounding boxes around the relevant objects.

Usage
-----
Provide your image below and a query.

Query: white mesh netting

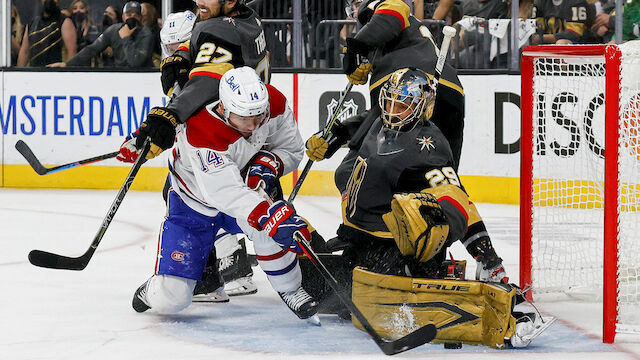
[530,42,640,332]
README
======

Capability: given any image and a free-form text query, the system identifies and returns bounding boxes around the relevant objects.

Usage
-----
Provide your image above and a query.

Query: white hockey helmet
[160,10,196,58]
[219,67,270,122]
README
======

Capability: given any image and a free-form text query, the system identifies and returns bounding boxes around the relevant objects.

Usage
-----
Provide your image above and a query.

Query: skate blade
[527,316,556,342]
[306,314,321,326]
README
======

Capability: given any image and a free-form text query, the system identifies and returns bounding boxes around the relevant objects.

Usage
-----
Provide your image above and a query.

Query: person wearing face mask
[68,0,100,65]
[100,5,122,67]
[17,0,77,67]
[48,1,154,68]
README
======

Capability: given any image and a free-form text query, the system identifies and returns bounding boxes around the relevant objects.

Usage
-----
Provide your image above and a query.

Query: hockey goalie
[303,68,554,348]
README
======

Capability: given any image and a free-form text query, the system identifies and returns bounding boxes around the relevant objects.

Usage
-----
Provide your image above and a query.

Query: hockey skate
[217,236,257,296]
[132,279,151,313]
[509,312,556,348]
[476,261,509,283]
[278,286,319,320]
[192,285,229,303]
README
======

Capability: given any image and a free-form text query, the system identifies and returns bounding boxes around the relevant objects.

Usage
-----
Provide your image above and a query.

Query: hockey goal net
[520,43,640,343]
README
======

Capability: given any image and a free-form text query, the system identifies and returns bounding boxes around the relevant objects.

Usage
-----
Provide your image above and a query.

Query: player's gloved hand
[476,261,509,284]
[248,200,310,253]
[343,37,372,85]
[306,122,349,161]
[135,107,179,159]
[117,131,141,163]
[160,53,190,96]
[245,150,283,197]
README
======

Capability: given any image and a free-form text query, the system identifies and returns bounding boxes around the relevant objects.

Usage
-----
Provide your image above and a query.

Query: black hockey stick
[287,82,354,203]
[295,233,436,355]
[15,140,119,175]
[28,138,151,271]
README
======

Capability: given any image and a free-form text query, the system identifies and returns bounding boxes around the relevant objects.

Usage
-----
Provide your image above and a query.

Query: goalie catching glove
[135,107,179,159]
[382,192,449,263]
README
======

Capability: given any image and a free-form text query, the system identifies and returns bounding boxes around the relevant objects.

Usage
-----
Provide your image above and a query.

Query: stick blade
[28,249,88,270]
[380,324,437,355]
[15,140,48,175]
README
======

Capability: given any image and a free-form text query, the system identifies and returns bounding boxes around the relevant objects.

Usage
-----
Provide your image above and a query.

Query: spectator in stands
[68,0,100,65]
[17,0,77,67]
[591,0,640,42]
[141,2,162,67]
[340,0,362,51]
[414,0,463,24]
[11,5,24,66]
[531,0,595,44]
[100,5,123,67]
[47,1,154,68]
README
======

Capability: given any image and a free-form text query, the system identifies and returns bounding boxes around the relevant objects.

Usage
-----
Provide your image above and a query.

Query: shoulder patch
[186,108,242,151]
[375,0,410,30]
[265,84,287,117]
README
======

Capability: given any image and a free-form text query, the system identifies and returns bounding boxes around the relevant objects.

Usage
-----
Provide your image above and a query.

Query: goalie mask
[160,11,196,58]
[219,67,270,136]
[377,68,435,155]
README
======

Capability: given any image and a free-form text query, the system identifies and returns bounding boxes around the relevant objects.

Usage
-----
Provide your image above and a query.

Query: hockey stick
[28,138,151,271]
[295,233,436,355]
[433,26,457,94]
[15,140,119,175]
[287,82,354,203]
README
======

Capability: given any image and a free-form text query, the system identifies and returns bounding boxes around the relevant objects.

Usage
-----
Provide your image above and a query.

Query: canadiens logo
[327,98,359,123]
[417,136,435,151]
[171,251,185,261]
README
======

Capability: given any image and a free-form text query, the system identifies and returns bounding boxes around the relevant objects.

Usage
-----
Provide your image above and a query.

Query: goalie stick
[295,233,436,355]
[15,140,119,175]
[257,186,435,355]
[287,82,354,203]
[28,138,151,271]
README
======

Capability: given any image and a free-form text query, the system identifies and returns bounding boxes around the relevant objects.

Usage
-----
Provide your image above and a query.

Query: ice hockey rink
[3,188,640,360]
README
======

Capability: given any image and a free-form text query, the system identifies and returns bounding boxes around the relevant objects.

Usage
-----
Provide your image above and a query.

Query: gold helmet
[378,68,436,130]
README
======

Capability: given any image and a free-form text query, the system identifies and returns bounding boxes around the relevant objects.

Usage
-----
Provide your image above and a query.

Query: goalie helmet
[378,67,435,131]
[160,11,196,58]
[219,67,269,124]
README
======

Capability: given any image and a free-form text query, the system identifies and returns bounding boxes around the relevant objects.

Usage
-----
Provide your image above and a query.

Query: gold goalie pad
[351,267,517,348]
[382,192,449,262]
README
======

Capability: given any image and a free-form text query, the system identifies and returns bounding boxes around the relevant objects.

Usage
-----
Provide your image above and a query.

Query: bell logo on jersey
[171,251,185,261]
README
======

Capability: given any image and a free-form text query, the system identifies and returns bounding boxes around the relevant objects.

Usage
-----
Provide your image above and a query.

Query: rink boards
[0,71,522,203]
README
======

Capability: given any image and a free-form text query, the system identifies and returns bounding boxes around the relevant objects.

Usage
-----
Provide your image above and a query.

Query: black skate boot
[132,278,151,313]
[193,246,229,302]
[217,238,257,296]
[278,286,319,320]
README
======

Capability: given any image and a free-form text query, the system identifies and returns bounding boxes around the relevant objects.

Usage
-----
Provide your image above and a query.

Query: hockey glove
[136,107,179,159]
[305,122,349,161]
[382,192,449,263]
[343,37,372,85]
[248,200,310,253]
[245,150,284,197]
[116,131,140,163]
[160,53,190,96]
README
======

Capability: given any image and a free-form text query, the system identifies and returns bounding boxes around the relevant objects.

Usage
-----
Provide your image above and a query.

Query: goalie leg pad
[351,267,517,348]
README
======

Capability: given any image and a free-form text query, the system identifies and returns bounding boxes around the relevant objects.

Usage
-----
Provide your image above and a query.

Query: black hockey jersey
[353,0,465,168]
[534,0,595,42]
[167,6,269,123]
[334,117,466,245]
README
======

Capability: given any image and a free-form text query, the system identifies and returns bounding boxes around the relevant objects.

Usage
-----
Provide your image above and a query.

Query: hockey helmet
[219,67,270,126]
[160,11,196,58]
[379,67,436,130]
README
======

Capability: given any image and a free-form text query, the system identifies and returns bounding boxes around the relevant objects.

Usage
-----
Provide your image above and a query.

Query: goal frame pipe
[519,45,621,343]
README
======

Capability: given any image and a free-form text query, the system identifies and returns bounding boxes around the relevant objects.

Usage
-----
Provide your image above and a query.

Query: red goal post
[520,44,640,343]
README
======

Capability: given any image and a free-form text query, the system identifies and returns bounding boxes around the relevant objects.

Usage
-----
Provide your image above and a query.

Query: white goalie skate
[223,276,258,296]
[509,313,556,348]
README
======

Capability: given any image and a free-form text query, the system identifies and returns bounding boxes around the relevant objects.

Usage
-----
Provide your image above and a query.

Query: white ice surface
[2,188,640,359]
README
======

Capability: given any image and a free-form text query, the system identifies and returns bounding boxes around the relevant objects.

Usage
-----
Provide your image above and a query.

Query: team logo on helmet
[226,75,240,91]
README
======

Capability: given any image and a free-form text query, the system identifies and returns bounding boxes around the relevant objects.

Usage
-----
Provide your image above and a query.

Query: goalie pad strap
[351,267,517,348]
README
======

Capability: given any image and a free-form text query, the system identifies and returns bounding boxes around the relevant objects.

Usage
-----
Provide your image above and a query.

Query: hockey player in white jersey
[119,10,259,300]
[132,67,318,319]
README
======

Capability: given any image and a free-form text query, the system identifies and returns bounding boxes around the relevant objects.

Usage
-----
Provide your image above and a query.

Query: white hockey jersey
[168,84,304,223]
